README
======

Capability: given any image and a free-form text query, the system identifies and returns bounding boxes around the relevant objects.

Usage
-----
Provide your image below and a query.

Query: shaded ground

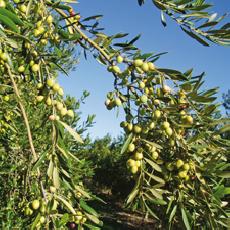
[88,190,157,230]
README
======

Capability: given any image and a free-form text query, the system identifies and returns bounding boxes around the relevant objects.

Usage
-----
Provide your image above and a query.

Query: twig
[55,8,112,64]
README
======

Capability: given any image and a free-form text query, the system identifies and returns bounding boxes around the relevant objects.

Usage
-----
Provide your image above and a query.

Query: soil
[89,190,157,230]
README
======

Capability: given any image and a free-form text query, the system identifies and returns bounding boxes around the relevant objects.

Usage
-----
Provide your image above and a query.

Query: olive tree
[0,0,229,229]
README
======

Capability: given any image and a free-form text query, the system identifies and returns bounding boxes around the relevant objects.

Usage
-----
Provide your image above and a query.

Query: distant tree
[223,90,230,117]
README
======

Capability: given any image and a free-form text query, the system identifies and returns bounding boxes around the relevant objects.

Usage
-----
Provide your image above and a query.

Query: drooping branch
[5,63,38,162]
[5,63,47,201]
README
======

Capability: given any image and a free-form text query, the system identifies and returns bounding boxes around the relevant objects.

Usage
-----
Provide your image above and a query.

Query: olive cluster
[104,55,195,180]
[166,159,195,181]
[67,211,87,229]
[24,199,46,226]
[36,78,74,120]
[126,140,161,174]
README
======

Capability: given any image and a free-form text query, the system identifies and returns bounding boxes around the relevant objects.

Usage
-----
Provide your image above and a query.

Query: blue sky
[59,0,230,139]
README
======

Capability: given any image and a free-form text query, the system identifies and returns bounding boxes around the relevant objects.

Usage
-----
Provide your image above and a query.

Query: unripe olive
[107,66,113,72]
[46,97,52,106]
[115,98,122,106]
[0,52,7,61]
[133,125,142,134]
[47,15,53,24]
[135,160,141,167]
[165,127,173,136]
[170,139,175,146]
[36,20,42,27]
[56,102,63,110]
[3,95,9,101]
[19,4,27,13]
[127,123,133,131]
[130,165,139,174]
[31,200,40,210]
[185,115,193,124]
[162,121,170,129]
[154,99,160,105]
[148,62,155,71]
[154,110,161,119]
[149,122,155,129]
[140,95,148,104]
[139,81,145,89]
[112,65,121,74]
[36,95,44,102]
[144,87,150,95]
[67,110,74,118]
[75,14,81,21]
[150,145,156,152]
[183,163,190,171]
[40,216,45,224]
[133,59,143,67]
[141,62,149,72]
[31,64,39,72]
[53,83,60,92]
[180,110,186,116]
[152,151,159,160]
[75,215,83,221]
[29,60,35,66]
[47,78,55,87]
[178,171,187,179]
[60,107,67,116]
[176,159,184,169]
[116,55,123,63]
[37,83,43,89]
[128,143,135,152]
[33,29,40,37]
[37,26,44,34]
[40,39,48,45]
[127,159,136,167]
[134,152,143,160]
[18,65,25,73]
[58,88,64,96]
[185,175,190,181]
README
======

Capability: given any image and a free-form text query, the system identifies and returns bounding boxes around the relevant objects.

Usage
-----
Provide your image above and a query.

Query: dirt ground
[89,190,158,230]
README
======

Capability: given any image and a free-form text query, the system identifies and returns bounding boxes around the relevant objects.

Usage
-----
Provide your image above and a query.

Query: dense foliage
[0,0,229,229]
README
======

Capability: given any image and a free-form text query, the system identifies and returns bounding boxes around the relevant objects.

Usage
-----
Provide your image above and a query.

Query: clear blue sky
[59,0,230,139]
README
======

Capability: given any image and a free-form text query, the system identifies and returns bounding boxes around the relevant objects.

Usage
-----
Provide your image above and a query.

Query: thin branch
[55,8,112,64]
[5,64,38,162]
[5,63,47,201]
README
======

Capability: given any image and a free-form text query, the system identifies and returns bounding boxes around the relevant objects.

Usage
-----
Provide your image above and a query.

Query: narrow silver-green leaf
[145,158,162,172]
[57,120,84,144]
